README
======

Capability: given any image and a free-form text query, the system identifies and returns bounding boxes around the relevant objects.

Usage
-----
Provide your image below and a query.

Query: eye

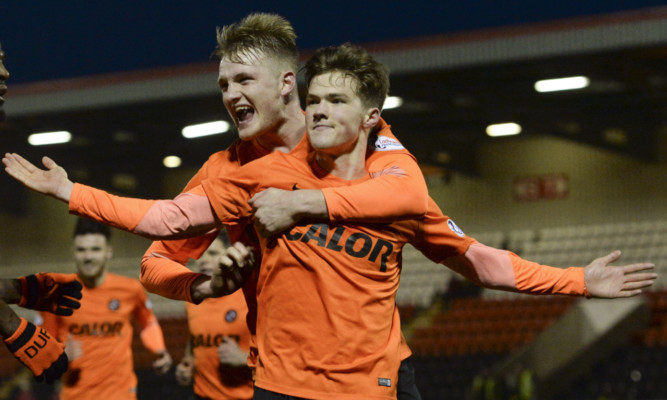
[305,97,319,106]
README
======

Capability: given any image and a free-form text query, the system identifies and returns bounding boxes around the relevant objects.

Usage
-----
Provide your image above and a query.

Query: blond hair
[214,13,298,72]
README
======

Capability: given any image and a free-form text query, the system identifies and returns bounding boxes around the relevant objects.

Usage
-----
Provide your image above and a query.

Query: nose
[312,102,328,121]
[224,83,242,102]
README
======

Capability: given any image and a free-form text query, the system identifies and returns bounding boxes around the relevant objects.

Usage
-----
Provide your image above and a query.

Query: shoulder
[201,143,243,171]
[367,118,406,152]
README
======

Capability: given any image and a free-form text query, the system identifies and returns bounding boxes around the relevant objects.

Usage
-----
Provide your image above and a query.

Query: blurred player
[0,40,82,385]
[38,218,172,399]
[174,233,253,400]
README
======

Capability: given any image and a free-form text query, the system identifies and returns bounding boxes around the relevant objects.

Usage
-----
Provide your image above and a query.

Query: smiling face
[73,233,112,282]
[306,71,375,155]
[0,42,9,122]
[218,52,288,141]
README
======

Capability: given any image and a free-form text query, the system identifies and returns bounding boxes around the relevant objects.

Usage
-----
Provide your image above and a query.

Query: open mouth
[235,105,254,125]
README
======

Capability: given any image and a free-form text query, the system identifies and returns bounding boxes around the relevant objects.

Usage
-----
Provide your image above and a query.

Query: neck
[315,130,369,180]
[79,270,107,288]
[256,98,306,154]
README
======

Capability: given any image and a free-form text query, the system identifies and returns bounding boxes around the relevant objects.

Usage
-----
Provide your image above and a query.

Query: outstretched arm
[583,250,656,298]
[4,153,221,240]
[3,153,74,202]
[410,199,656,298]
[439,242,656,298]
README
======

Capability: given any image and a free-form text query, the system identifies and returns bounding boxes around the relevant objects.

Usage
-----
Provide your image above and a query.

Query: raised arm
[4,153,222,239]
[3,154,74,202]
[412,199,656,298]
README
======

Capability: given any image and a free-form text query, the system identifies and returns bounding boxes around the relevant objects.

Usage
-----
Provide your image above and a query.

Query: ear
[280,70,297,97]
[362,107,381,130]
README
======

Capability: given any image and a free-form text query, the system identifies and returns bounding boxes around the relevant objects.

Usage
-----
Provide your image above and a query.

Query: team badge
[225,309,238,323]
[108,299,120,311]
[447,219,465,237]
[368,134,405,151]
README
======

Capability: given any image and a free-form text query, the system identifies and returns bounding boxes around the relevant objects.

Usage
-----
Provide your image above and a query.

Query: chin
[237,127,260,141]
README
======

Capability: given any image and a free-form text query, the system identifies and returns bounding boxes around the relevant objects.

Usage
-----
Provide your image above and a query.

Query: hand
[217,336,247,367]
[19,273,83,316]
[64,334,83,361]
[4,318,68,384]
[249,188,304,237]
[174,357,194,386]
[152,350,172,375]
[152,350,173,375]
[584,250,657,298]
[209,242,256,298]
[2,153,74,202]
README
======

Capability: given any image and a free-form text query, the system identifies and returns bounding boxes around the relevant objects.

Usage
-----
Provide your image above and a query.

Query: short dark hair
[302,42,389,110]
[73,218,111,240]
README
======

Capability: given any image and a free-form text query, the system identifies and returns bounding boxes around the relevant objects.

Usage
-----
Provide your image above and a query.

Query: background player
[0,40,82,385]
[38,218,172,399]
[174,232,253,400]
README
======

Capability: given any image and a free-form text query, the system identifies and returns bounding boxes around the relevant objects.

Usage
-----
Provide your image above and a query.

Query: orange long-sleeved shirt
[39,273,166,400]
[67,146,586,398]
[137,120,426,365]
[138,119,427,302]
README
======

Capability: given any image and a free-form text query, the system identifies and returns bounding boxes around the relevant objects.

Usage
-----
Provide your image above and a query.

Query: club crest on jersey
[447,219,465,237]
[368,135,405,151]
[225,309,238,323]
[108,298,120,311]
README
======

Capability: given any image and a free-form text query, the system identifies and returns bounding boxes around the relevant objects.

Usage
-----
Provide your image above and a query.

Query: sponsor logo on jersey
[447,219,465,237]
[284,223,395,272]
[108,298,120,311]
[368,135,405,151]
[191,334,241,348]
[69,321,124,336]
[225,309,238,323]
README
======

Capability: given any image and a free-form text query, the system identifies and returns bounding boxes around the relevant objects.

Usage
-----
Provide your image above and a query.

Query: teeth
[235,106,254,120]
